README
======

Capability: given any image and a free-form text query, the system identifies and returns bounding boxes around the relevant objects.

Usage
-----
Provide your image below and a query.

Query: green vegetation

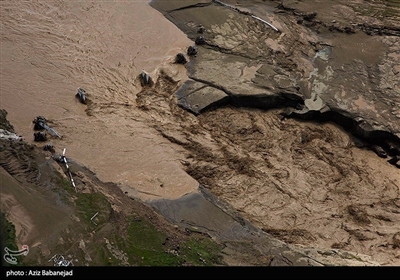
[47,168,76,206]
[0,211,22,266]
[95,246,119,266]
[180,237,224,266]
[75,192,112,226]
[0,151,224,267]
[116,218,181,266]
[114,217,225,266]
[54,171,111,227]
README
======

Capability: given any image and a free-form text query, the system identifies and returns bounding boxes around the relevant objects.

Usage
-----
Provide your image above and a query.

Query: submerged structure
[33,116,62,139]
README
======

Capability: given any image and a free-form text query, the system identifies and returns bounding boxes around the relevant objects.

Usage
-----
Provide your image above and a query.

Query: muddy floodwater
[1,0,197,200]
[2,0,400,266]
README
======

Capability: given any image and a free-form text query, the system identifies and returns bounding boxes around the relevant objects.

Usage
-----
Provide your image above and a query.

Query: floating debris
[213,0,280,32]
[33,116,47,130]
[76,88,87,104]
[195,35,206,45]
[90,212,99,226]
[33,116,62,138]
[140,70,153,86]
[251,15,279,32]
[175,53,187,64]
[0,129,22,141]
[197,25,206,34]
[187,45,198,56]
[34,131,47,142]
[43,143,55,153]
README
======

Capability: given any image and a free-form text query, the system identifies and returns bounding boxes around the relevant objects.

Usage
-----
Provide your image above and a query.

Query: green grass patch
[48,171,76,207]
[0,212,17,251]
[114,217,225,266]
[48,171,224,266]
[95,246,120,266]
[117,218,181,266]
[0,211,23,266]
[59,177,73,189]
[58,177,74,202]
[75,192,112,226]
[180,237,224,266]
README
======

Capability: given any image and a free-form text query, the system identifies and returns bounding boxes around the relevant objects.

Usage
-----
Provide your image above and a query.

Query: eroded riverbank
[1,0,400,266]
[149,0,400,265]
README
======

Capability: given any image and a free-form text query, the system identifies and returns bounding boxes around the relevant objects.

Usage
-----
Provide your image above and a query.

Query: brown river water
[1,0,198,201]
[2,0,400,265]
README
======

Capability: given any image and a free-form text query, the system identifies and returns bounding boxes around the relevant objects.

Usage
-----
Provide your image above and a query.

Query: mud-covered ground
[135,67,400,266]
[148,0,400,265]
[0,110,230,267]
[1,0,400,267]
